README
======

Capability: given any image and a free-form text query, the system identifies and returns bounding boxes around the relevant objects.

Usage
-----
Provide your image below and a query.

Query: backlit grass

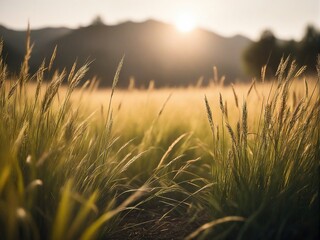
[0,36,319,240]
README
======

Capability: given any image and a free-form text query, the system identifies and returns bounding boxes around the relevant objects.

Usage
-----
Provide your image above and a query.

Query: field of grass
[0,37,319,240]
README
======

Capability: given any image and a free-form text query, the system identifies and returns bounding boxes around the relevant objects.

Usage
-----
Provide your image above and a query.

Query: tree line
[243,25,320,78]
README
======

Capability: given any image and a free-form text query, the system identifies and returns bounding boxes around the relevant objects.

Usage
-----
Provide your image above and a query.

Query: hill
[0,25,71,73]
[0,20,252,87]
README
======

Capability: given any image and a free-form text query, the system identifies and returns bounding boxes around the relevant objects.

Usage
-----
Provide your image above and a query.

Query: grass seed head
[219,93,224,115]
[204,95,215,135]
[242,101,248,146]
[49,45,57,71]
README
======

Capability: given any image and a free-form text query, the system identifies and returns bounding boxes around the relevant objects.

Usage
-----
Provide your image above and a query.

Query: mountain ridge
[0,20,252,87]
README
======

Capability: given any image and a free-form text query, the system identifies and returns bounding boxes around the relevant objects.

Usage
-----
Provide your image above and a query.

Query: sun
[174,13,196,33]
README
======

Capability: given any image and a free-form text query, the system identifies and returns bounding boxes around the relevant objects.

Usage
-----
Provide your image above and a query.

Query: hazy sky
[0,0,319,40]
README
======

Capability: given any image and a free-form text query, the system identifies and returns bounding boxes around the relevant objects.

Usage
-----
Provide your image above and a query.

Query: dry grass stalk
[231,84,239,108]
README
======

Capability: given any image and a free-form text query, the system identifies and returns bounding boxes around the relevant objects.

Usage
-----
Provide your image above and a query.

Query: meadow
[0,37,319,240]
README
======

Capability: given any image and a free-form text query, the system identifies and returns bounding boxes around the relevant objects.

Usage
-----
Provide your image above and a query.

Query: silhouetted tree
[297,25,320,73]
[91,15,105,26]
[242,25,320,79]
[282,40,297,56]
[243,30,281,77]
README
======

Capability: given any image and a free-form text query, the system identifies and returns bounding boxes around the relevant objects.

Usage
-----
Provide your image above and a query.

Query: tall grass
[0,37,139,239]
[195,57,319,239]
[0,32,319,240]
[0,31,209,239]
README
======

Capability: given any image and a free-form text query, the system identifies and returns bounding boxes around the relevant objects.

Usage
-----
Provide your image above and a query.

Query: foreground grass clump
[195,57,320,239]
[0,34,319,240]
[0,39,195,240]
[0,39,143,240]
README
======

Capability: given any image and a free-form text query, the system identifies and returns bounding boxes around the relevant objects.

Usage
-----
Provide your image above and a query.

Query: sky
[0,0,319,40]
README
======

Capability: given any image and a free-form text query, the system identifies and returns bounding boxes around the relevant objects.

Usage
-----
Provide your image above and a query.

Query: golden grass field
[0,38,319,239]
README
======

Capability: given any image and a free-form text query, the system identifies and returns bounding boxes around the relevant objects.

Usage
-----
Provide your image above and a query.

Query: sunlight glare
[174,12,196,33]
